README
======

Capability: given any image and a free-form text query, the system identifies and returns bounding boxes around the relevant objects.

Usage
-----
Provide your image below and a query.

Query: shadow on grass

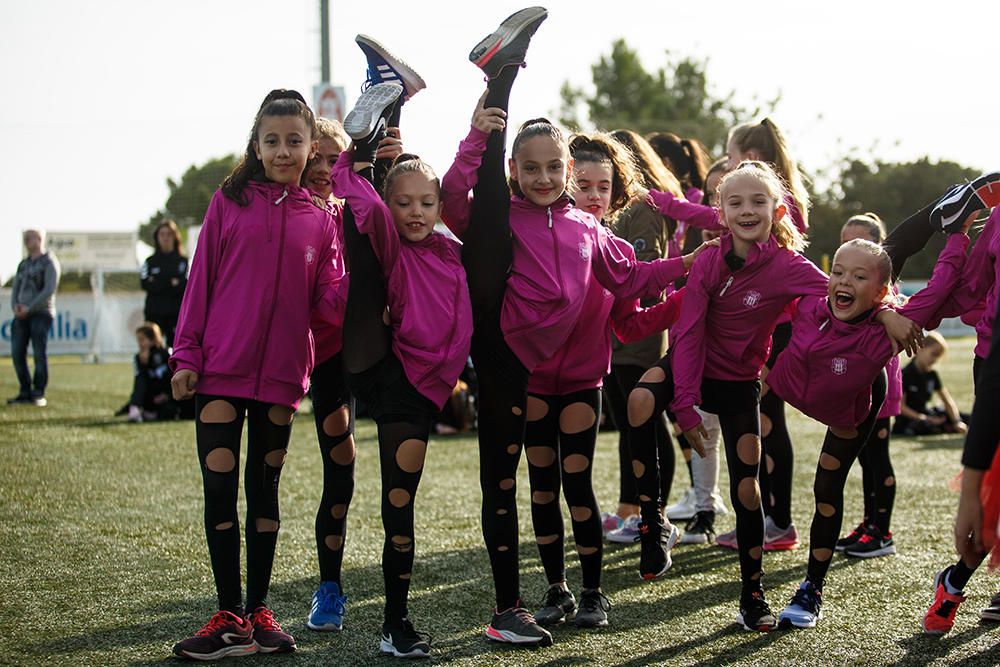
[900,434,966,451]
[894,621,999,666]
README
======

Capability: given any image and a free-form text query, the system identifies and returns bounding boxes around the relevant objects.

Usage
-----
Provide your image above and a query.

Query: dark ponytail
[221,89,318,206]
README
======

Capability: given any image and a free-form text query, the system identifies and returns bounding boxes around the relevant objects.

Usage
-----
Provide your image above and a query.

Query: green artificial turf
[0,339,997,665]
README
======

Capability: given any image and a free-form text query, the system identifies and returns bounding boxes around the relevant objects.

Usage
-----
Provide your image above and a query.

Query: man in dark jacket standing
[9,229,61,406]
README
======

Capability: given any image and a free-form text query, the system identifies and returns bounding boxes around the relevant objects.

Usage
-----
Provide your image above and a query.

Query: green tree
[559,39,776,153]
[806,157,981,279]
[139,155,238,245]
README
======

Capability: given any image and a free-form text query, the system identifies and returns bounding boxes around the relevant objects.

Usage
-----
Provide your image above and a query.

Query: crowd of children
[162,6,1000,660]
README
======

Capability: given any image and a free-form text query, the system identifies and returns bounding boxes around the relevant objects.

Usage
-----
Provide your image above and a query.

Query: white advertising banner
[0,289,146,357]
[46,231,139,271]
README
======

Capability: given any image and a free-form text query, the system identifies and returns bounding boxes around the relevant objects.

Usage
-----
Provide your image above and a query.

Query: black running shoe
[574,589,610,628]
[380,617,431,659]
[835,521,866,552]
[736,589,777,632]
[533,586,576,626]
[485,603,553,646]
[930,172,1000,233]
[7,395,30,405]
[469,7,548,79]
[343,82,403,161]
[639,519,678,581]
[679,510,716,545]
[844,524,896,558]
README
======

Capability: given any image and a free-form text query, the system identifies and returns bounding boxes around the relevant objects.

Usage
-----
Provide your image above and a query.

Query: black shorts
[347,353,437,423]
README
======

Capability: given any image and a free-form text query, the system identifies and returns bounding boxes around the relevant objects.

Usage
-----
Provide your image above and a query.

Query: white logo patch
[578,242,591,261]
[743,290,762,308]
[831,357,847,375]
[305,245,316,265]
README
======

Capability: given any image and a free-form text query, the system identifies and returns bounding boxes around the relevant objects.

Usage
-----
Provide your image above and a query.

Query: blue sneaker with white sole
[778,580,822,629]
[355,34,426,102]
[308,581,347,631]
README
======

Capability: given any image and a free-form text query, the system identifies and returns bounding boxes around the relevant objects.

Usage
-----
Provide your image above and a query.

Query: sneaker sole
[778,612,820,629]
[734,611,776,632]
[355,34,426,100]
[980,608,1000,622]
[379,638,431,658]
[573,616,609,628]
[306,620,343,631]
[343,83,403,140]
[484,625,553,646]
[764,539,800,551]
[607,532,640,544]
[174,642,257,661]
[844,544,896,558]
[469,7,547,70]
[254,640,296,654]
[679,533,710,545]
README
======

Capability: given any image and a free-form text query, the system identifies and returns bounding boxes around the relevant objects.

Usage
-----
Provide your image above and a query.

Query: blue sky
[2,0,996,278]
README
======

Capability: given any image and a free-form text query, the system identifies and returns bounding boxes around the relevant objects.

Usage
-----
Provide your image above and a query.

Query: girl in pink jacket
[169,89,345,660]
[525,132,700,630]
[769,215,974,630]
[440,8,688,648]
[625,161,919,632]
[329,69,470,655]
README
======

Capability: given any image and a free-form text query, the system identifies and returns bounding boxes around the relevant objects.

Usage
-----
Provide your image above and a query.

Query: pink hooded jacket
[311,200,347,365]
[767,233,969,428]
[331,152,473,409]
[528,282,684,395]
[441,126,684,371]
[171,182,345,409]
[668,234,828,431]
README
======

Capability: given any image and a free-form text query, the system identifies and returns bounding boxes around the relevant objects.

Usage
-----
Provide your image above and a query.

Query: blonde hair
[718,161,808,253]
[843,212,886,244]
[729,118,810,227]
[924,330,947,352]
[316,117,350,151]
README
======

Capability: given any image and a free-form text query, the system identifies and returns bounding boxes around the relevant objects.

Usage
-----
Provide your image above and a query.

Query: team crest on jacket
[743,290,762,308]
[831,357,847,375]
[305,245,316,265]
[578,242,591,260]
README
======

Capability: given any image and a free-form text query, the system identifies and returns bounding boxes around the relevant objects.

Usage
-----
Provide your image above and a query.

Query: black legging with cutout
[628,358,766,591]
[858,416,895,533]
[525,389,604,591]
[196,393,293,616]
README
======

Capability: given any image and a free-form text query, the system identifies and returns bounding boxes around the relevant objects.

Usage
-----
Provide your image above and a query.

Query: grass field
[1,339,997,666]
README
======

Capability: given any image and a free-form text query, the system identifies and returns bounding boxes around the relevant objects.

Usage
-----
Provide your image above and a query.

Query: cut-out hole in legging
[526,389,603,591]
[196,393,293,615]
[806,372,886,589]
[606,364,673,506]
[627,356,765,590]
[378,419,429,623]
[858,417,895,533]
[463,64,532,612]
[311,353,355,584]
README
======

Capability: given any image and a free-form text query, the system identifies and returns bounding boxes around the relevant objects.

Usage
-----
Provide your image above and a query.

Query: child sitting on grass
[893,331,970,435]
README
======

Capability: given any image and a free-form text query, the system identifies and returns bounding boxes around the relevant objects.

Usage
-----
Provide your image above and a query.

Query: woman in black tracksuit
[141,219,188,349]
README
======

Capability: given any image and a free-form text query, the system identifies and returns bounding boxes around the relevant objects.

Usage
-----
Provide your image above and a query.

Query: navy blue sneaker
[355,34,426,101]
[308,581,347,631]
[778,580,823,629]
[469,7,548,79]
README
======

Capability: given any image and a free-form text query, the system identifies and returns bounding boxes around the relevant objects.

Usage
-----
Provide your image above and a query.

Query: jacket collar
[719,232,779,269]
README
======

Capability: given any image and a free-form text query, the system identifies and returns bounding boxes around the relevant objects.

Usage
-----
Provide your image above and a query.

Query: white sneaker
[665,488,697,521]
[607,515,641,544]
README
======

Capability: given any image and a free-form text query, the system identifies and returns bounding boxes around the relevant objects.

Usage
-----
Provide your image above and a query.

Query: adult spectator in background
[8,229,60,406]
[140,219,188,350]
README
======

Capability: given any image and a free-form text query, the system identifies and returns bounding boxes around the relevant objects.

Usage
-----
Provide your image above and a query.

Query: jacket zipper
[504,205,568,337]
[719,275,734,297]
[253,189,288,399]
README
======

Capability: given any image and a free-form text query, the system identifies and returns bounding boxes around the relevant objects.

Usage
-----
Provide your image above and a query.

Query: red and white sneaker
[922,567,966,635]
[247,606,296,654]
[172,610,256,661]
[930,172,1000,233]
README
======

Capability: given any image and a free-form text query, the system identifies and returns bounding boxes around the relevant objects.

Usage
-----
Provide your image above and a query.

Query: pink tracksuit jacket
[331,152,473,410]
[441,126,684,372]
[668,233,829,432]
[171,181,345,409]
[767,233,969,428]
[311,199,347,365]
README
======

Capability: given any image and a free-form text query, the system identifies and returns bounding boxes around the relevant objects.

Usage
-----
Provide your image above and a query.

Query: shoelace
[789,586,820,612]
[539,586,568,608]
[248,607,282,631]
[511,606,541,626]
[196,611,237,637]
[397,618,433,646]
[318,589,347,614]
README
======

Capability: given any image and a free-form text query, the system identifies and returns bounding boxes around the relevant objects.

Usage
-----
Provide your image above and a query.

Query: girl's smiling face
[510,135,572,208]
[254,114,315,185]
[719,173,780,250]
[303,137,342,200]
[828,244,889,321]
[570,160,613,221]
[387,171,441,243]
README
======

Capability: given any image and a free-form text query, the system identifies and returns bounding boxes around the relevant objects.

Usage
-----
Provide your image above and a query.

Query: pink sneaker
[601,512,623,536]
[716,528,738,550]
[763,517,800,551]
